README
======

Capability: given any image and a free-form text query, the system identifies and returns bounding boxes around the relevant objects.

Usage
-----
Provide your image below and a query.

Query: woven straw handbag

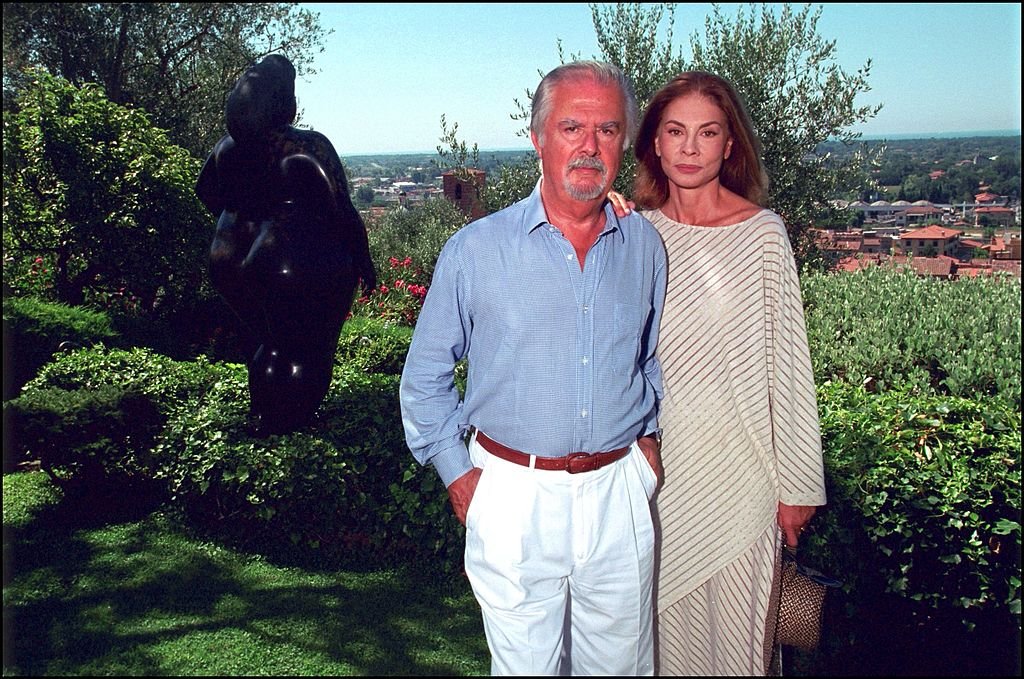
[775,545,842,650]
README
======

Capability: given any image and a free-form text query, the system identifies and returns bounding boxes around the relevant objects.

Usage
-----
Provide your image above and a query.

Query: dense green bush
[365,199,466,281]
[152,364,463,570]
[4,384,164,498]
[335,315,414,375]
[15,345,464,574]
[802,265,1021,406]
[2,69,212,316]
[2,296,119,400]
[810,380,1020,631]
[24,345,238,414]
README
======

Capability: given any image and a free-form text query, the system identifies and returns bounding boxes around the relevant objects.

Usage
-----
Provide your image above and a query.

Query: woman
[613,71,827,675]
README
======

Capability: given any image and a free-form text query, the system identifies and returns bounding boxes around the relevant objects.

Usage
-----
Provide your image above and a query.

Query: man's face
[532,77,627,203]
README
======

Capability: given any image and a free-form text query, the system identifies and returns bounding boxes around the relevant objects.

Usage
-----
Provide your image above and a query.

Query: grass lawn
[3,471,489,676]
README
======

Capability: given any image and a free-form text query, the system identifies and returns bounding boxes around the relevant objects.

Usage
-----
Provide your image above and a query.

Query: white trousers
[465,434,658,676]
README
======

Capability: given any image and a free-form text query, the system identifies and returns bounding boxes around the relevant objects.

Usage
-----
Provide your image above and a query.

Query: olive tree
[687,3,883,264]
[486,3,883,267]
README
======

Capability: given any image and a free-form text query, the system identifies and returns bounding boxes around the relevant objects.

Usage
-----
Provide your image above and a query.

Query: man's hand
[777,502,817,548]
[447,467,483,526]
[636,435,663,488]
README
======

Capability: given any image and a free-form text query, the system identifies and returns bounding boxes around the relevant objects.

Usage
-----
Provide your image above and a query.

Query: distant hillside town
[814,186,1020,278]
[345,144,1021,279]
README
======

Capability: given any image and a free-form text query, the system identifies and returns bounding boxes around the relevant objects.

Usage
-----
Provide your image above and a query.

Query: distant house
[442,169,487,220]
[898,225,962,257]
[898,203,945,227]
[974,205,1016,227]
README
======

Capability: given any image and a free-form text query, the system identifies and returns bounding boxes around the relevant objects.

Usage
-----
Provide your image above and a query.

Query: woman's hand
[607,190,635,218]
[777,502,817,548]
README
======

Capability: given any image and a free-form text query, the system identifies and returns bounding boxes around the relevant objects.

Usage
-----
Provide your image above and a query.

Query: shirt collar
[522,179,626,244]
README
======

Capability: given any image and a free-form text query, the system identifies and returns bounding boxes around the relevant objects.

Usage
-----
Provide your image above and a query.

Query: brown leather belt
[475,431,630,474]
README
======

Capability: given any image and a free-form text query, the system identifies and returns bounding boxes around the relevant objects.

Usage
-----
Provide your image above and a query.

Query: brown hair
[633,71,768,208]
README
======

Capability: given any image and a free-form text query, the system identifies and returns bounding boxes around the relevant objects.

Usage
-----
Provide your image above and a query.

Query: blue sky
[295,3,1022,155]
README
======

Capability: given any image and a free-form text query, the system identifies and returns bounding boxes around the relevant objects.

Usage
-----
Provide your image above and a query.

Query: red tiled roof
[901,225,962,240]
[910,257,955,277]
[992,260,1022,276]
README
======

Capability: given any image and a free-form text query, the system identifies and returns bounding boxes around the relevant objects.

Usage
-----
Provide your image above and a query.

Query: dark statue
[196,54,376,435]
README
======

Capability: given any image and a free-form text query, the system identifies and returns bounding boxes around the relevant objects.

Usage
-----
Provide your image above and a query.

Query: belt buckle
[565,452,598,474]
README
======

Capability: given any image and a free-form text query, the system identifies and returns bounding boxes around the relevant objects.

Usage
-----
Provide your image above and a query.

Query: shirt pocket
[610,302,643,374]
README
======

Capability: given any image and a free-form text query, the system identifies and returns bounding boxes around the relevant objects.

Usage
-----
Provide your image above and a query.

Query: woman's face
[654,92,733,192]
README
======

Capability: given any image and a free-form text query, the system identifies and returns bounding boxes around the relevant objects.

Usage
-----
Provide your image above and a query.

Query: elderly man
[400,61,666,676]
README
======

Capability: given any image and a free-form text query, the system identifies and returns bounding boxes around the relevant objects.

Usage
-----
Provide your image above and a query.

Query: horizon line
[338,129,1022,157]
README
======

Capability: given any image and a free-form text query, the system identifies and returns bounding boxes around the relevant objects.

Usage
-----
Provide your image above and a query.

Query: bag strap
[781,541,842,588]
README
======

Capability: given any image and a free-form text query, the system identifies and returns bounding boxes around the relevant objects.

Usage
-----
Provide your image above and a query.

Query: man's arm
[399,237,475,492]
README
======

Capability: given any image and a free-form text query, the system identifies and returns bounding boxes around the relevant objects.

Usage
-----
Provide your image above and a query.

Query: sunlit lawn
[2,471,489,676]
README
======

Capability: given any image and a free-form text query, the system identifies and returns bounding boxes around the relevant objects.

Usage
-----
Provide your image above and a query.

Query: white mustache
[568,157,607,173]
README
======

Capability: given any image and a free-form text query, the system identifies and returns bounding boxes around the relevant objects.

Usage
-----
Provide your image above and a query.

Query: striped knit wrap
[644,207,827,611]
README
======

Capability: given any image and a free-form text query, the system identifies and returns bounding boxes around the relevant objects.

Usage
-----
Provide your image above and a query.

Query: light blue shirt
[400,181,667,487]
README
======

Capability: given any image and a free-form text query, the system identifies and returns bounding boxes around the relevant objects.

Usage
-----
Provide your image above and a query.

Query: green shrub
[152,364,463,572]
[336,313,414,374]
[810,380,1021,631]
[802,265,1021,407]
[3,295,119,400]
[24,345,239,415]
[366,199,466,281]
[2,69,211,317]
[4,384,165,498]
[19,344,465,574]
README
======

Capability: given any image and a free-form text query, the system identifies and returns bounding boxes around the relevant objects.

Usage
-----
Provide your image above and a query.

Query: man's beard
[564,157,608,201]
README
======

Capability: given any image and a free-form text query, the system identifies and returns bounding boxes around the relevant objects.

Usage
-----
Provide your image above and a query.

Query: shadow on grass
[3,481,488,676]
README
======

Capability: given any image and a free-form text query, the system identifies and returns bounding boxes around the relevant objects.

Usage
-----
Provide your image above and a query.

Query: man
[400,61,666,676]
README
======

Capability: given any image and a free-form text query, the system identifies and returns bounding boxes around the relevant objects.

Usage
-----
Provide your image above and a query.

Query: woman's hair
[633,71,768,208]
[530,60,639,151]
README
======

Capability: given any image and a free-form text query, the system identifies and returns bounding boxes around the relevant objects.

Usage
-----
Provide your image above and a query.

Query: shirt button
[567,254,574,261]
[581,409,588,418]
[581,356,589,365]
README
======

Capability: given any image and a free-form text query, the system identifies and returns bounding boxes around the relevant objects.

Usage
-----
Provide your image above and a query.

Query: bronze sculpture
[196,54,376,435]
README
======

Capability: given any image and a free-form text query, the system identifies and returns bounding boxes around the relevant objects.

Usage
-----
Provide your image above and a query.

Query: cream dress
[644,208,827,675]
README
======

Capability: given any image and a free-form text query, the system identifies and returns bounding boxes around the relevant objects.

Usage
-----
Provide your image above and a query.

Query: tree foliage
[2,69,212,316]
[2,2,327,157]
[491,3,884,267]
[687,4,883,261]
